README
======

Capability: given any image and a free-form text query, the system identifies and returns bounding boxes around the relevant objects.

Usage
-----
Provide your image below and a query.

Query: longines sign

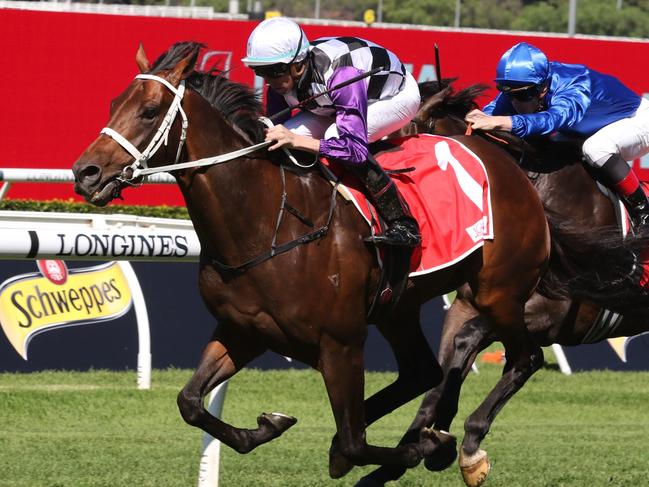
[56,232,190,258]
[0,228,201,261]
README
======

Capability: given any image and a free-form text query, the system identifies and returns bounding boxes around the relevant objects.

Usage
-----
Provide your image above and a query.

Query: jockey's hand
[264,125,321,153]
[465,110,512,132]
[265,125,297,151]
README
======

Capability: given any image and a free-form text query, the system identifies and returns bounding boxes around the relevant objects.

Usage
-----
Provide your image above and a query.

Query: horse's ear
[169,46,199,85]
[414,86,452,123]
[136,43,151,73]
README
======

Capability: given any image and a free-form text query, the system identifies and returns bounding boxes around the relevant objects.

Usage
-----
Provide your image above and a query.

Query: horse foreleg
[177,323,297,454]
[332,306,441,482]
[365,308,443,425]
[320,336,424,479]
[423,314,495,468]
[458,298,543,487]
[456,346,543,487]
[356,296,493,486]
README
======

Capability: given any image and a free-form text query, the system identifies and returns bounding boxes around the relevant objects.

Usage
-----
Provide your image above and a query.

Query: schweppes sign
[0,261,132,359]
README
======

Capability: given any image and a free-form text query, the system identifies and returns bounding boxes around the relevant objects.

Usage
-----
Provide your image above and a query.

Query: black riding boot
[353,155,421,247]
[596,153,649,229]
[622,186,649,229]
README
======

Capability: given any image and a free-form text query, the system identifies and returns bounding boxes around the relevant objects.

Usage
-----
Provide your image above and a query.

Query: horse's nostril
[77,165,101,185]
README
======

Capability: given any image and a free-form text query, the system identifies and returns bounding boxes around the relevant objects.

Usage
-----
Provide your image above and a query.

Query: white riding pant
[283,71,421,143]
[583,97,649,166]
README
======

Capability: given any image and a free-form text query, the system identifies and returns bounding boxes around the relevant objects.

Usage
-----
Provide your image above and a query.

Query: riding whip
[269,66,385,122]
[435,44,442,91]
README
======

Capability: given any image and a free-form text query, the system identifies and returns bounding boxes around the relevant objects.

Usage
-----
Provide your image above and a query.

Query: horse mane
[416,79,538,163]
[418,78,488,119]
[151,41,265,143]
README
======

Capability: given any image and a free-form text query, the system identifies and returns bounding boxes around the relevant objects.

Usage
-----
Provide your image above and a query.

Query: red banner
[5,9,649,205]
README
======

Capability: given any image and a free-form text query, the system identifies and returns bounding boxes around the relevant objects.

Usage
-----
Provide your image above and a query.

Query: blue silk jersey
[483,62,642,139]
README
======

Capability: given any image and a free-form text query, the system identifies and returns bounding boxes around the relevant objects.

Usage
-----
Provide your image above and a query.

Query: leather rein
[99,73,338,274]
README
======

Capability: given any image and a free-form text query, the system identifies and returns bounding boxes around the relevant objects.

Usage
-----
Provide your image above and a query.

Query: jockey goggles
[253,63,291,79]
[497,82,543,102]
[251,28,305,79]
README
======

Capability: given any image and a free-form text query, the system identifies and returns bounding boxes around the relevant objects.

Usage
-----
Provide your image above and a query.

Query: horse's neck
[174,94,332,262]
[175,95,280,258]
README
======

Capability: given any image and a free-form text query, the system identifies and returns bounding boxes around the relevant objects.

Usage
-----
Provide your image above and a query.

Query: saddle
[322,135,495,321]
[472,130,585,174]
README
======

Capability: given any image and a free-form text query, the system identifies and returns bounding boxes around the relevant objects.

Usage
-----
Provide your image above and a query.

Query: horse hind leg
[366,306,443,425]
[422,309,496,471]
[358,307,495,487]
[355,297,490,487]
[177,322,297,454]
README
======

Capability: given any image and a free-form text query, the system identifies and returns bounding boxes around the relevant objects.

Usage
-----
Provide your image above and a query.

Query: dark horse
[71,43,635,478]
[359,82,649,487]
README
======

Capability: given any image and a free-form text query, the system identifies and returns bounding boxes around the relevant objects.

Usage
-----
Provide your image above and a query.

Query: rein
[465,121,510,145]
[100,73,273,184]
[100,72,338,274]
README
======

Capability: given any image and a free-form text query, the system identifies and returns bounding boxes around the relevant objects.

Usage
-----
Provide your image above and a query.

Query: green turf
[0,363,647,486]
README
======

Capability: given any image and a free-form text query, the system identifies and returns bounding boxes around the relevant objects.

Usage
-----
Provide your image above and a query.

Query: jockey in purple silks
[466,41,649,229]
[242,17,422,247]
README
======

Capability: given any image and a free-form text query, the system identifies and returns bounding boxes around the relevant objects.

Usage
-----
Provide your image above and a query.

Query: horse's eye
[142,106,159,120]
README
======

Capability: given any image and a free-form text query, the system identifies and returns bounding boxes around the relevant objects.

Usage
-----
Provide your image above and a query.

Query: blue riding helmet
[495,42,549,87]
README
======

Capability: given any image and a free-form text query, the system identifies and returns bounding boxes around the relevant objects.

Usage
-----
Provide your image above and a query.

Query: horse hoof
[257,412,297,438]
[328,435,356,479]
[422,428,457,472]
[459,448,491,487]
[328,450,354,479]
[354,475,385,487]
[355,467,406,487]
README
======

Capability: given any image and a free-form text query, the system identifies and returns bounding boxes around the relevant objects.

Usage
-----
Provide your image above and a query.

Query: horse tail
[538,208,649,309]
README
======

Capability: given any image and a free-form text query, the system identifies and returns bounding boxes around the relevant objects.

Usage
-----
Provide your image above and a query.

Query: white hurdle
[0,168,176,200]
[0,209,201,390]
[0,168,224,485]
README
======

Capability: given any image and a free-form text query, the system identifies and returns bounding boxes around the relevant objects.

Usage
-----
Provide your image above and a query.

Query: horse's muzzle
[72,162,119,206]
[73,163,101,189]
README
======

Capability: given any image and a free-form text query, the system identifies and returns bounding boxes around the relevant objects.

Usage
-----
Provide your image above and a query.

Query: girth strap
[210,164,338,275]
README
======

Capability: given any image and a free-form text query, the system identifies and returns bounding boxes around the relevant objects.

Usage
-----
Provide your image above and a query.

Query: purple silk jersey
[266,66,369,165]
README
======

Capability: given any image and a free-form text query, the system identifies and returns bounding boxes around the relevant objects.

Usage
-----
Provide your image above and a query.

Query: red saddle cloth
[322,134,494,275]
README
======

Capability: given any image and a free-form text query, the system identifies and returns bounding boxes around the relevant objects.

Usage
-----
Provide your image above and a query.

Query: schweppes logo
[0,261,133,359]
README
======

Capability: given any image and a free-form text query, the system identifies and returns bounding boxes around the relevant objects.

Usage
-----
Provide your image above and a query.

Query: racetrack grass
[1,363,648,486]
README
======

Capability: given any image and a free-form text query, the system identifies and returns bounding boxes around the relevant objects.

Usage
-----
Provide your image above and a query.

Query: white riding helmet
[242,17,310,67]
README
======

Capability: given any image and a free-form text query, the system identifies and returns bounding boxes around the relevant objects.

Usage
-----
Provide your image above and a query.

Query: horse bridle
[100,74,189,185]
[99,73,272,185]
[98,73,337,276]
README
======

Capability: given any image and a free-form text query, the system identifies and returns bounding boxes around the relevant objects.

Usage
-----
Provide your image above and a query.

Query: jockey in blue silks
[466,41,649,229]
[242,17,421,247]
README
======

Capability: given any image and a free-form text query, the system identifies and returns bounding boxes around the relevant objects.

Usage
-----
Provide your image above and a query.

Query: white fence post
[198,381,229,487]
[117,261,152,390]
[0,167,224,483]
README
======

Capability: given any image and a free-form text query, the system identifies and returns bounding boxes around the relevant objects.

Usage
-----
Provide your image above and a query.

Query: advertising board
[4,9,649,204]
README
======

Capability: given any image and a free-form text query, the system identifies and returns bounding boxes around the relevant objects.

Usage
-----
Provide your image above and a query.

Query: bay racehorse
[358,82,649,487]
[72,43,639,478]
